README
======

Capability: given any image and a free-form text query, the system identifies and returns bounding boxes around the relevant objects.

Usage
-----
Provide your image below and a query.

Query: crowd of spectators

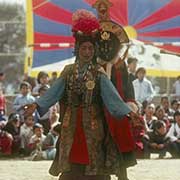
[0,67,180,160]
[0,71,60,160]
[127,58,180,159]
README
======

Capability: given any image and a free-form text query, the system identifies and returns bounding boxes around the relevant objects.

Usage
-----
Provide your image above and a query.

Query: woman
[24,9,136,180]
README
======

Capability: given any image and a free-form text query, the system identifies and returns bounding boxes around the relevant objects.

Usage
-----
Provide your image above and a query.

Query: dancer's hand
[129,111,139,120]
[23,103,37,116]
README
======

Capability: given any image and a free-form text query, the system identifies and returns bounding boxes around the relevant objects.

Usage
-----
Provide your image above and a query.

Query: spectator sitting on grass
[143,103,157,131]
[155,105,171,131]
[0,120,12,156]
[28,123,46,160]
[2,113,21,155]
[166,111,180,156]
[42,123,61,160]
[143,120,179,159]
[19,114,34,156]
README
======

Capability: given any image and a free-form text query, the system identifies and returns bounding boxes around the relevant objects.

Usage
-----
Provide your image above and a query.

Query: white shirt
[143,115,157,130]
[20,123,33,138]
[167,123,180,142]
[29,134,46,151]
[20,123,34,148]
[173,80,180,97]
[133,78,154,103]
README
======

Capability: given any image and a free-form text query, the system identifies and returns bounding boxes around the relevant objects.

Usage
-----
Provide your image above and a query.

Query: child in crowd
[155,105,171,131]
[143,103,157,131]
[19,114,34,156]
[170,100,178,116]
[28,123,46,160]
[23,73,37,90]
[167,111,180,155]
[49,105,59,127]
[42,123,61,160]
[160,96,174,118]
[49,71,58,86]
[32,71,50,96]
[36,85,59,135]
[13,81,35,122]
[0,88,6,121]
[143,120,179,159]
[36,85,51,135]
[2,113,21,154]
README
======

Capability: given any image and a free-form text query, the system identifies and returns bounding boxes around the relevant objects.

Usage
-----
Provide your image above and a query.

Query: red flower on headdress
[72,9,100,36]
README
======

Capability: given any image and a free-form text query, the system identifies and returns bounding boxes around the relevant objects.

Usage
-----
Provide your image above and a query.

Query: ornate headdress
[72,9,101,46]
[93,0,129,62]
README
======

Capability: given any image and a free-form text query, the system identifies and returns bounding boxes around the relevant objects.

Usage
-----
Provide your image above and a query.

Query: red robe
[105,64,135,152]
[69,107,90,164]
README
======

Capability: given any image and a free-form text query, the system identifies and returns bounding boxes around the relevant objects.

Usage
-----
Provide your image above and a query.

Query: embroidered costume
[33,9,132,180]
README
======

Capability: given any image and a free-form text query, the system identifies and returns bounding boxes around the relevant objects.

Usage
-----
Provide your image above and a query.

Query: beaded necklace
[63,61,98,129]
[67,61,96,106]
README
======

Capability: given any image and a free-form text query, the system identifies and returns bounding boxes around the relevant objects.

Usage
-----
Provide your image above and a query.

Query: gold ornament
[93,0,112,21]
[101,31,110,40]
[101,21,129,43]
[86,80,95,90]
